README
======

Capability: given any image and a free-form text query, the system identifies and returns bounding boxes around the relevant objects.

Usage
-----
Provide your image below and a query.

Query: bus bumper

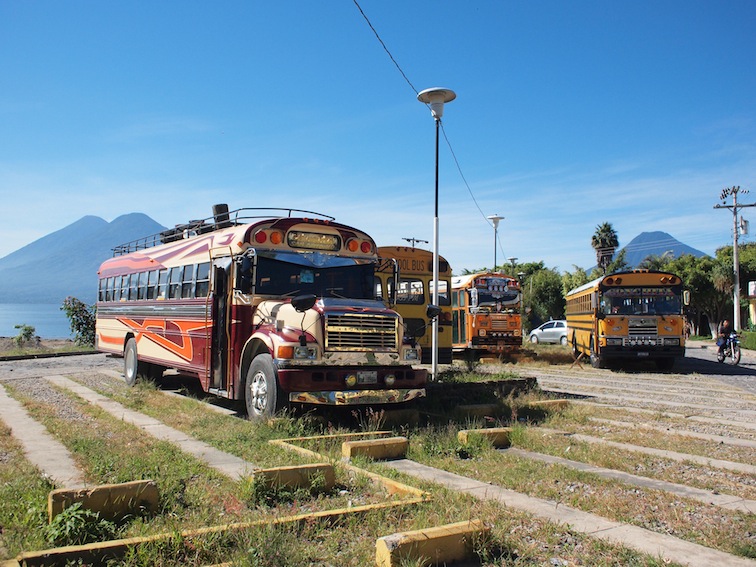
[289,388,426,405]
[599,346,685,360]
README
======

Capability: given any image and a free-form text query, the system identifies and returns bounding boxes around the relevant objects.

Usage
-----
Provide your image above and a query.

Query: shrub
[13,324,38,347]
[61,297,96,347]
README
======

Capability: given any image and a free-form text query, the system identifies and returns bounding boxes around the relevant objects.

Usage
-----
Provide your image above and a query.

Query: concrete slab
[458,427,511,448]
[506,447,756,513]
[342,436,408,461]
[536,427,756,475]
[384,459,756,567]
[45,375,256,479]
[48,480,159,522]
[0,383,86,489]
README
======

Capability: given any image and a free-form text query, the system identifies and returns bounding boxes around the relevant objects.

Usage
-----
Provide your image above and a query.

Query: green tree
[561,265,591,297]
[61,297,96,347]
[638,251,674,270]
[591,222,619,274]
[667,254,730,337]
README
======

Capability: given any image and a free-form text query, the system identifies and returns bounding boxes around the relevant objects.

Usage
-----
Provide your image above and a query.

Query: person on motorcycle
[717,319,733,354]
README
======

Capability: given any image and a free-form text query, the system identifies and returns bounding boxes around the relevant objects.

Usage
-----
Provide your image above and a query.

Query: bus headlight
[607,338,623,346]
[294,346,316,359]
[384,374,396,387]
[404,347,419,361]
[479,329,487,337]
[345,374,358,388]
[663,338,680,346]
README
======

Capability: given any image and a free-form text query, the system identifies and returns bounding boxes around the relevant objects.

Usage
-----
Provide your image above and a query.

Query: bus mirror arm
[426,304,442,320]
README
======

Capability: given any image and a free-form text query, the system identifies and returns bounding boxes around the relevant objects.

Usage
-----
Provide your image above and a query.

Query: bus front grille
[325,314,398,351]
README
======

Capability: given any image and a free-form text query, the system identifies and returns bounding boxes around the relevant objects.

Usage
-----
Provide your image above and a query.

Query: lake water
[0,304,73,339]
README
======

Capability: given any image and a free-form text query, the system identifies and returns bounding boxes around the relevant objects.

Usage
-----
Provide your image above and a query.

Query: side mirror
[426,304,442,320]
[291,294,317,313]
[683,290,690,306]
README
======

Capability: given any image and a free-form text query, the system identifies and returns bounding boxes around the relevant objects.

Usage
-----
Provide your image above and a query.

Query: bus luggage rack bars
[112,207,336,256]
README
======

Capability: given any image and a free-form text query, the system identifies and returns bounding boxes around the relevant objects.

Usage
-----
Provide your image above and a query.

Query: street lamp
[487,215,504,270]
[418,87,456,380]
[507,256,517,274]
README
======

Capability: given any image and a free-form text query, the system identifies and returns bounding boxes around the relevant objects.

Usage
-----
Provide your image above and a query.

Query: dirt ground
[0,337,76,353]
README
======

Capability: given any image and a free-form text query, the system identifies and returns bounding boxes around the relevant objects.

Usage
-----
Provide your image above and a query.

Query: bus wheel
[245,354,283,420]
[124,338,140,387]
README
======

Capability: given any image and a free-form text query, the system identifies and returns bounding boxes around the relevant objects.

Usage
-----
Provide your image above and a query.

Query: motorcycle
[717,332,741,365]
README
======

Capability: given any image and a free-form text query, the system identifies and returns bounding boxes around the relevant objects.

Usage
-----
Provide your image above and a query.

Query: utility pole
[402,237,428,248]
[714,185,756,331]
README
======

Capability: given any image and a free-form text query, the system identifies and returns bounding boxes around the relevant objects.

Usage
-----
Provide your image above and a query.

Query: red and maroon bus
[96,205,427,419]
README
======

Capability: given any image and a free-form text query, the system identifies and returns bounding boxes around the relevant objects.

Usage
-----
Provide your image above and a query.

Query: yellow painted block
[48,480,159,523]
[341,436,408,461]
[376,519,489,566]
[457,427,512,448]
[252,463,335,491]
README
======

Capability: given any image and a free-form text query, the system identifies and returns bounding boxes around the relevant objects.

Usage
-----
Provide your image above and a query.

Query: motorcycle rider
[717,319,733,354]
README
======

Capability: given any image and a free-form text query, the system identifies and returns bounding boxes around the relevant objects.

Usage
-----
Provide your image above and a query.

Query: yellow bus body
[376,246,453,364]
[450,272,522,358]
[566,270,686,369]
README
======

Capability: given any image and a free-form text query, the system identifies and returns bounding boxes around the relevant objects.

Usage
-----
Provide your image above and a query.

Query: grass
[1,364,750,565]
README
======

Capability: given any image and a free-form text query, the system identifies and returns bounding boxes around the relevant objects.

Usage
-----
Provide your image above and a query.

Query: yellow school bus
[565,270,686,369]
[451,272,522,359]
[376,246,453,364]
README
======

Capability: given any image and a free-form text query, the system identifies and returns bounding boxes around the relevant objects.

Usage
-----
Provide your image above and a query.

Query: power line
[352,0,501,253]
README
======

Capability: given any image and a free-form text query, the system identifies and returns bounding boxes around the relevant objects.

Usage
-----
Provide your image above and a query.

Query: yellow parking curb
[375,518,489,566]
[48,480,159,522]
[457,427,512,448]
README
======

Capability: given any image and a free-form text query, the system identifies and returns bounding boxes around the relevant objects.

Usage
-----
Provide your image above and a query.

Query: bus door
[210,258,233,393]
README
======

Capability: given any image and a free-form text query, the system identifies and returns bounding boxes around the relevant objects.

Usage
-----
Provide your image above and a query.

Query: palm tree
[591,222,619,274]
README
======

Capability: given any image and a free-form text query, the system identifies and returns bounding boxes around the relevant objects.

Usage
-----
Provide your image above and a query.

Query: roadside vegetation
[2,359,753,565]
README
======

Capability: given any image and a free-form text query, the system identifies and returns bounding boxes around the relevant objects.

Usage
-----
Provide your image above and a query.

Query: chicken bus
[95,205,428,420]
[565,269,687,369]
[376,246,453,364]
[450,272,523,359]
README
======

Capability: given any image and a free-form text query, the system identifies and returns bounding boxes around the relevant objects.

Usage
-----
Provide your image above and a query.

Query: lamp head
[417,87,456,119]
[487,214,504,229]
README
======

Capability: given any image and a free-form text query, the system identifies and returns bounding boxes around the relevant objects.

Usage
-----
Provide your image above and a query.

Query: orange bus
[376,246,453,364]
[450,272,522,358]
[565,269,686,369]
[96,205,427,420]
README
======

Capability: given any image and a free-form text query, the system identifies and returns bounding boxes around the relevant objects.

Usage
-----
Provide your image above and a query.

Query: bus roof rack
[112,206,336,256]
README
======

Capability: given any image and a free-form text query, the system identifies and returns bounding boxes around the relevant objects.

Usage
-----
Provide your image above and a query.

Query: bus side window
[98,279,106,302]
[195,263,210,297]
[182,265,195,298]
[157,269,169,300]
[146,270,158,300]
[137,271,149,300]
[127,274,138,301]
[169,267,182,299]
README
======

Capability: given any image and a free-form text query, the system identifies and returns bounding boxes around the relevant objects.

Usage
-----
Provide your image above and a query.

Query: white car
[528,320,567,345]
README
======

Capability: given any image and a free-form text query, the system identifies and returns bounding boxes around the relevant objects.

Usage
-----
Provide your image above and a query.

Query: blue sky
[1,1,754,275]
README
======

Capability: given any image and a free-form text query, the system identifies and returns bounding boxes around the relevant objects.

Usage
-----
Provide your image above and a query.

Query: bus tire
[245,354,283,420]
[124,338,141,387]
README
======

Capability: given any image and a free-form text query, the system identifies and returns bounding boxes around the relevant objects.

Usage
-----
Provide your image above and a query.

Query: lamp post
[418,87,456,380]
[507,256,517,274]
[487,215,504,271]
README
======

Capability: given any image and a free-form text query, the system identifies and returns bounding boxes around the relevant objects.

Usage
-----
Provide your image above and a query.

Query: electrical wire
[352,0,503,255]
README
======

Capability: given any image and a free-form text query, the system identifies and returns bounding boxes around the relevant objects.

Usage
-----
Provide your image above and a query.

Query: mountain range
[0,215,708,304]
[0,214,166,304]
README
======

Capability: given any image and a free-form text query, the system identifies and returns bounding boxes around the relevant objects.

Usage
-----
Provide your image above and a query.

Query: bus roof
[566,269,682,297]
[99,207,377,277]
[451,272,517,289]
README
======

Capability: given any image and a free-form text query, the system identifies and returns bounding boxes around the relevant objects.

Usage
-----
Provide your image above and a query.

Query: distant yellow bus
[565,270,686,369]
[450,272,522,359]
[376,246,453,364]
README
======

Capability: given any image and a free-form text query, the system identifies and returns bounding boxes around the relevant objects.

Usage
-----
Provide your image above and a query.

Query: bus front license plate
[637,352,649,357]
[358,371,378,384]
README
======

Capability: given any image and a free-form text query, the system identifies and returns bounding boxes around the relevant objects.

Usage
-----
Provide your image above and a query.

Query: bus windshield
[253,252,376,300]
[600,287,682,316]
